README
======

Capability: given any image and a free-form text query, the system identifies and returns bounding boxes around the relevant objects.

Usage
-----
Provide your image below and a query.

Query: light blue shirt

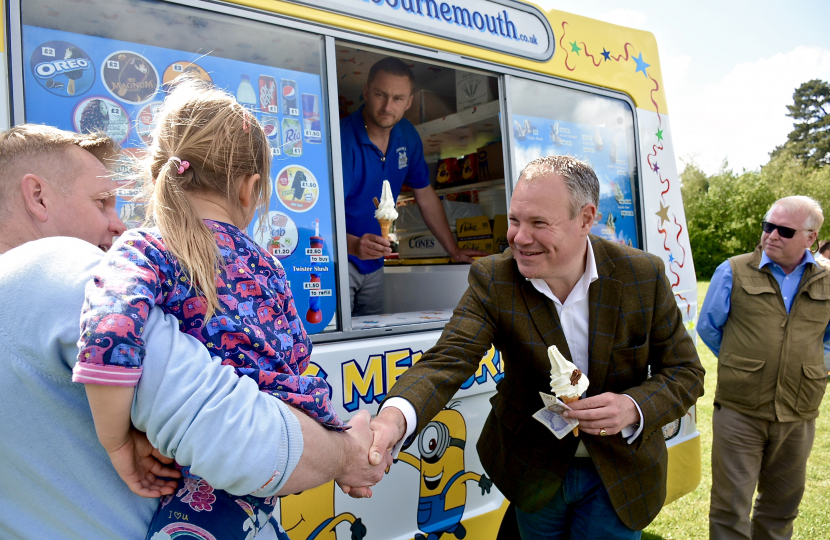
[698,249,830,357]
[0,238,302,540]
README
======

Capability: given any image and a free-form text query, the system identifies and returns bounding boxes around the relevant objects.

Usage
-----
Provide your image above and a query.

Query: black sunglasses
[761,221,809,239]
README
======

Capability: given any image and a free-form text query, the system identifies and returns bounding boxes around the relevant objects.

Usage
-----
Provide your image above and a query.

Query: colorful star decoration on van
[633,52,650,77]
[655,202,670,226]
[557,19,694,322]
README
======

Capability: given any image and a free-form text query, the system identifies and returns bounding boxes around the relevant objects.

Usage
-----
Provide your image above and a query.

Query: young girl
[73,79,346,540]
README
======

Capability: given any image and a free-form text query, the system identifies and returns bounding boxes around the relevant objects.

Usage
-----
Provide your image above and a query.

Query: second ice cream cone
[560,395,580,436]
[374,180,398,242]
[378,219,393,241]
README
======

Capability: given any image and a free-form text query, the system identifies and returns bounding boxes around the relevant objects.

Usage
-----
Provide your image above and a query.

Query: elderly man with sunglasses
[699,195,830,540]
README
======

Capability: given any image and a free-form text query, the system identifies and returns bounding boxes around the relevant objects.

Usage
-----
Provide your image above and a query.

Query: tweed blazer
[383,235,705,530]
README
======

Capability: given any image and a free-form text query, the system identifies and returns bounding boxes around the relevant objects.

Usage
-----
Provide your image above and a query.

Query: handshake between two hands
[335,407,407,499]
[114,393,636,500]
[334,392,638,499]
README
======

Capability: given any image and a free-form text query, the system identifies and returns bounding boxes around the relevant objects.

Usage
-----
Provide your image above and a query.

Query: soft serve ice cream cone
[374,179,398,241]
[548,345,589,435]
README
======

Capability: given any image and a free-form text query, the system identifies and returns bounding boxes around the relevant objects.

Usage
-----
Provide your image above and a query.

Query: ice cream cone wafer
[374,180,398,241]
[560,395,580,436]
[378,219,393,240]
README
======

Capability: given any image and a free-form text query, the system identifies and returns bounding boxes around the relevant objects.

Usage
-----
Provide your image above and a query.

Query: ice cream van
[0,0,701,537]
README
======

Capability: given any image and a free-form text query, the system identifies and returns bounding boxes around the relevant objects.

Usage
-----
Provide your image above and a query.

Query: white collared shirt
[529,237,643,456]
[384,237,643,457]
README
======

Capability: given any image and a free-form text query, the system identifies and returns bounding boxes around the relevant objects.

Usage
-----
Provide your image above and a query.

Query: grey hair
[519,155,599,218]
[765,195,824,234]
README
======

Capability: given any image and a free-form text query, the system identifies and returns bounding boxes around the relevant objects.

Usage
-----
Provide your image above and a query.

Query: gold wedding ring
[600,428,608,437]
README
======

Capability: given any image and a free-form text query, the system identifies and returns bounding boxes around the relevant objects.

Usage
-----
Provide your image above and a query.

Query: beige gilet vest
[716,248,830,421]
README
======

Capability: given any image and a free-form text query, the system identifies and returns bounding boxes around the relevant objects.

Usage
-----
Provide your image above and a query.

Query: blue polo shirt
[341,106,430,274]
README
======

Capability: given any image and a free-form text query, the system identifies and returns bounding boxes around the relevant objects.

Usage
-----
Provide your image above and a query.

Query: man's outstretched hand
[339,407,406,499]
[107,428,181,498]
[369,406,407,466]
[336,410,392,499]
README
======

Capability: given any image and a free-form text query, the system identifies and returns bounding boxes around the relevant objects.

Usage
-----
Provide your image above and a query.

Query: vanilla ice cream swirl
[548,345,589,398]
[374,179,398,220]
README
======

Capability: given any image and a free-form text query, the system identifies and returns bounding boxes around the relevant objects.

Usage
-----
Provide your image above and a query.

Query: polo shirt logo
[397,147,408,169]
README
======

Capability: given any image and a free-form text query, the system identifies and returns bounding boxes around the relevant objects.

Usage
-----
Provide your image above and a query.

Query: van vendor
[340,57,487,316]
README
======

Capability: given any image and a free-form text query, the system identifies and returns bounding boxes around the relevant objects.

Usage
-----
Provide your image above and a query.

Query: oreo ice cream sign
[31,41,95,97]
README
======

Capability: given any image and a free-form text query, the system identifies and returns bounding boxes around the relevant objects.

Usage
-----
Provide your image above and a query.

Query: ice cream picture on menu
[547,345,589,436]
[374,179,398,241]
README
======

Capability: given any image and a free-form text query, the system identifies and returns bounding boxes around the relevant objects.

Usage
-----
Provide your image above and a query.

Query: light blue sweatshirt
[0,237,303,540]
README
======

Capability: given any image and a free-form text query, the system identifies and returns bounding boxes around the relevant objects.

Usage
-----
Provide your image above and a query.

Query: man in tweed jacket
[369,156,705,538]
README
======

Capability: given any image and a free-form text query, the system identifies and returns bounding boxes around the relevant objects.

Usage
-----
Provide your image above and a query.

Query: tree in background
[681,163,772,279]
[772,79,830,168]
[682,79,830,280]
[681,153,830,279]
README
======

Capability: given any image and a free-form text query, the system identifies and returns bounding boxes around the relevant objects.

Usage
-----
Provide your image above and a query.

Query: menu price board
[23,25,338,333]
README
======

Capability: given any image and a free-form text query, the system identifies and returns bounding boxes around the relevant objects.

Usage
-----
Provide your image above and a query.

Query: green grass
[642,282,830,540]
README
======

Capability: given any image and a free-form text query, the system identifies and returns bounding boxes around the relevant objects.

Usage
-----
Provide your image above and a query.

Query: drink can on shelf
[281,78,299,116]
[259,75,278,113]
[301,93,322,144]
[281,117,302,157]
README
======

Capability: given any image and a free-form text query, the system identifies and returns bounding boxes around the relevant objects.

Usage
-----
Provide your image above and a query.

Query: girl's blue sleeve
[73,231,167,386]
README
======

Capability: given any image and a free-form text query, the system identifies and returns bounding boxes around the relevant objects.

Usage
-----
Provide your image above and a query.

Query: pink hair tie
[169,157,190,175]
[242,109,251,133]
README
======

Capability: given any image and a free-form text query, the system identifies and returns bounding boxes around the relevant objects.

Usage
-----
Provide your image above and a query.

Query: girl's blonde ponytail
[146,78,271,322]
[152,157,221,320]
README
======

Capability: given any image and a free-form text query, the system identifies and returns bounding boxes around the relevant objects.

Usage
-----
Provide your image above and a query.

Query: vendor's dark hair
[819,240,830,256]
[368,57,415,88]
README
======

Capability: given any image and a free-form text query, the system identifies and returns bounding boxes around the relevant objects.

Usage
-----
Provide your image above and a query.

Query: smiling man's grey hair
[519,155,599,219]
[764,195,824,235]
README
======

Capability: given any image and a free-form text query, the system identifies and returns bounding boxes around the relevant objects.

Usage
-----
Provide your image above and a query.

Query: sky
[532,0,830,175]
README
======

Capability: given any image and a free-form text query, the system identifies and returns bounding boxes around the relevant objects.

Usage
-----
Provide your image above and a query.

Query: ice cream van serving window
[508,77,641,250]
[19,0,341,335]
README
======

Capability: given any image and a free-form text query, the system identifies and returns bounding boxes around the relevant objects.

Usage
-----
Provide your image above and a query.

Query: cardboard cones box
[477,142,504,181]
[398,233,454,258]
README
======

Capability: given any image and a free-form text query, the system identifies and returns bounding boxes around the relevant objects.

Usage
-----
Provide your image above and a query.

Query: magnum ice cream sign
[102,51,159,104]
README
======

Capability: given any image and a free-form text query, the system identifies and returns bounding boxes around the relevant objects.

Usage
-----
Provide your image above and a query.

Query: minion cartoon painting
[279,481,366,540]
[396,405,492,540]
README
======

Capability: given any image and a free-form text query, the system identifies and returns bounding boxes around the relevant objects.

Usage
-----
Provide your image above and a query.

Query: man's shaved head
[0,125,117,220]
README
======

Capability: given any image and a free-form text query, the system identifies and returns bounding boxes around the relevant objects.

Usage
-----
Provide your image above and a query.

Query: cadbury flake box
[456,215,495,254]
